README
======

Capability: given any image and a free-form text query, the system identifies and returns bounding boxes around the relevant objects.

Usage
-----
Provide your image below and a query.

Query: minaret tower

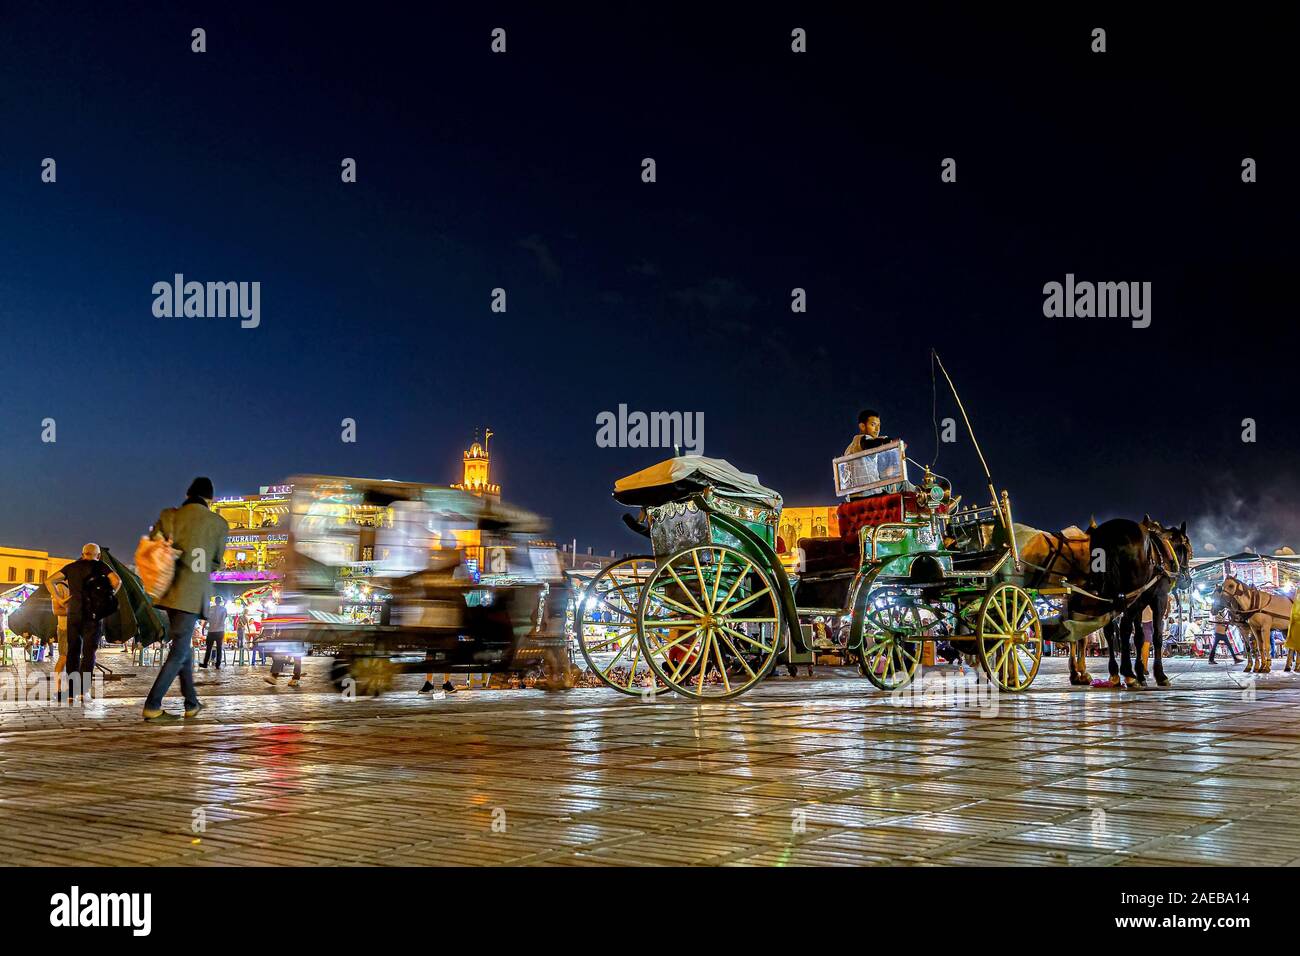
[454,428,501,499]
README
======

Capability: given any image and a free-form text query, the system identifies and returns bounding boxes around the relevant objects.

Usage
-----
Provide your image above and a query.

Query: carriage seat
[795,493,909,575]
[836,493,905,540]
[796,536,860,575]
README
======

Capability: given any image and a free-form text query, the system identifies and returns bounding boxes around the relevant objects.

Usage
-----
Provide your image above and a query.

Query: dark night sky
[2,3,1297,559]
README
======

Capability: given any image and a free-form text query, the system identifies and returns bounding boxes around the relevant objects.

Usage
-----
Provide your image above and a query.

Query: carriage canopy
[612,456,783,510]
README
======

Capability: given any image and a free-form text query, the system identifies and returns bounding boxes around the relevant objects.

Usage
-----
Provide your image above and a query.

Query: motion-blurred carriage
[573,442,1053,699]
[259,475,570,694]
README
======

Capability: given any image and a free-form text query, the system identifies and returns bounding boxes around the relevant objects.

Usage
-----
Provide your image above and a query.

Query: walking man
[200,595,228,669]
[1208,607,1241,665]
[47,544,121,704]
[142,477,229,722]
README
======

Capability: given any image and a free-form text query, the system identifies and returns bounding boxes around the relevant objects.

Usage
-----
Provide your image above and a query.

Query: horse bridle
[1220,577,1288,623]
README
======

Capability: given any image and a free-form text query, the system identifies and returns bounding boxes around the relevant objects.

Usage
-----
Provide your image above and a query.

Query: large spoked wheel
[572,557,660,695]
[856,588,931,691]
[637,545,784,700]
[975,582,1042,691]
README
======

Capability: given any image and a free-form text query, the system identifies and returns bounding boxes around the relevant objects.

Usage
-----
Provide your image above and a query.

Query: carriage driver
[843,408,918,499]
[844,409,892,456]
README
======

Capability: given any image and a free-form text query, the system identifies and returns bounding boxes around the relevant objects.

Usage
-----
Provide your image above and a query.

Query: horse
[1015,523,1110,685]
[1088,516,1192,688]
[1214,575,1293,673]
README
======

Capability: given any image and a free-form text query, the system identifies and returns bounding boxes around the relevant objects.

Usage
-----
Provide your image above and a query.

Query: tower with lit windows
[453,428,501,500]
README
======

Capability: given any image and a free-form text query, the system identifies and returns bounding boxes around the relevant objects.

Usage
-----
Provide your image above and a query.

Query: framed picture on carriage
[832,439,908,498]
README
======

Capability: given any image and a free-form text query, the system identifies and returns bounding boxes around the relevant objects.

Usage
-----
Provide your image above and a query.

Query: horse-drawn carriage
[573,442,1060,699]
[259,475,570,694]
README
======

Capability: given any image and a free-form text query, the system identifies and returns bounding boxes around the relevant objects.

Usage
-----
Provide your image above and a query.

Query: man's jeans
[270,654,302,679]
[202,631,225,667]
[144,610,201,711]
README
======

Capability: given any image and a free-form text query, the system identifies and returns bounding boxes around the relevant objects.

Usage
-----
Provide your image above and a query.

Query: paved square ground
[2,650,1298,866]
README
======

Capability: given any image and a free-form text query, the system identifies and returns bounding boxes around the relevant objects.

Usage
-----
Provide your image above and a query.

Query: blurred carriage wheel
[637,544,783,700]
[348,655,396,696]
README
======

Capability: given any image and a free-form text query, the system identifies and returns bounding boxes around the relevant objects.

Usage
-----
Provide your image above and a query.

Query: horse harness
[1224,580,1290,626]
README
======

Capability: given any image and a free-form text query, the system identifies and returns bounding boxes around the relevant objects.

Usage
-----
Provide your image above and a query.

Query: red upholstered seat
[836,494,904,541]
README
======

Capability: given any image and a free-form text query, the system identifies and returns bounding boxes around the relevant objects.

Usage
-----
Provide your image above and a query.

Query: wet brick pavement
[1,651,1298,866]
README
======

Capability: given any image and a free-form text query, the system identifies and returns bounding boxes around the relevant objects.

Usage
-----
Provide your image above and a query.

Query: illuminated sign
[226,534,288,546]
[259,484,293,496]
[211,570,282,582]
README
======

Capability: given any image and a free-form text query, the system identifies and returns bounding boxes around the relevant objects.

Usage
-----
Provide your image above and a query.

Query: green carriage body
[862,519,953,579]
[646,493,777,557]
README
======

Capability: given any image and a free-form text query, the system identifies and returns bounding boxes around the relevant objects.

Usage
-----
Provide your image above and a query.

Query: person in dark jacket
[200,595,228,668]
[142,477,230,722]
[47,543,121,704]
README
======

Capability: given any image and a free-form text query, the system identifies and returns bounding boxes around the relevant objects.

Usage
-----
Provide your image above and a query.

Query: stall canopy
[613,456,782,510]
[1190,552,1300,594]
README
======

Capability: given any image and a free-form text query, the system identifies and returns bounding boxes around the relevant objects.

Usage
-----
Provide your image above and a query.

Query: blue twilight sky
[1,2,1298,558]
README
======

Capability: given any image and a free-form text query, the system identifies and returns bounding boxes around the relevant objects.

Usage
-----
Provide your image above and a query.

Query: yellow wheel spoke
[709,554,727,611]
[662,628,706,681]
[649,590,706,620]
[647,625,703,659]
[624,640,642,689]
[723,585,773,617]
[696,630,714,694]
[715,628,758,680]
[692,550,713,613]
[666,564,706,615]
[711,631,731,693]
[719,624,775,655]
[586,626,637,651]
[715,558,754,612]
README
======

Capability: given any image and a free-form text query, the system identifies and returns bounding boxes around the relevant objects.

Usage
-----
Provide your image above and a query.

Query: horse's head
[1219,575,1244,602]
[1166,521,1193,589]
[1144,515,1194,589]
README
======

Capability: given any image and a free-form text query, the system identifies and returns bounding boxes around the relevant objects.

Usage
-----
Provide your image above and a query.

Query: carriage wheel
[637,545,783,700]
[975,582,1042,691]
[857,591,931,691]
[348,655,396,696]
[572,557,661,695]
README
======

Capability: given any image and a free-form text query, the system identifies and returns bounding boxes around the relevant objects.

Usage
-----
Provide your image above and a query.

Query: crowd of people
[9,476,307,716]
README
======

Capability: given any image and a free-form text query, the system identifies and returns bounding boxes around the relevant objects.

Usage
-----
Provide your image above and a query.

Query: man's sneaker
[419,681,436,694]
[184,702,205,718]
[287,677,300,687]
[441,681,457,694]
[142,709,180,723]
[263,675,278,686]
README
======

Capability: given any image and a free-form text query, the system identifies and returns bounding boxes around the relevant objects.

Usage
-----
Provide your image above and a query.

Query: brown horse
[1015,524,1111,685]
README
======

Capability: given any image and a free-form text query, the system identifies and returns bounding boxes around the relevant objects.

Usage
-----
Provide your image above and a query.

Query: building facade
[0,546,78,588]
